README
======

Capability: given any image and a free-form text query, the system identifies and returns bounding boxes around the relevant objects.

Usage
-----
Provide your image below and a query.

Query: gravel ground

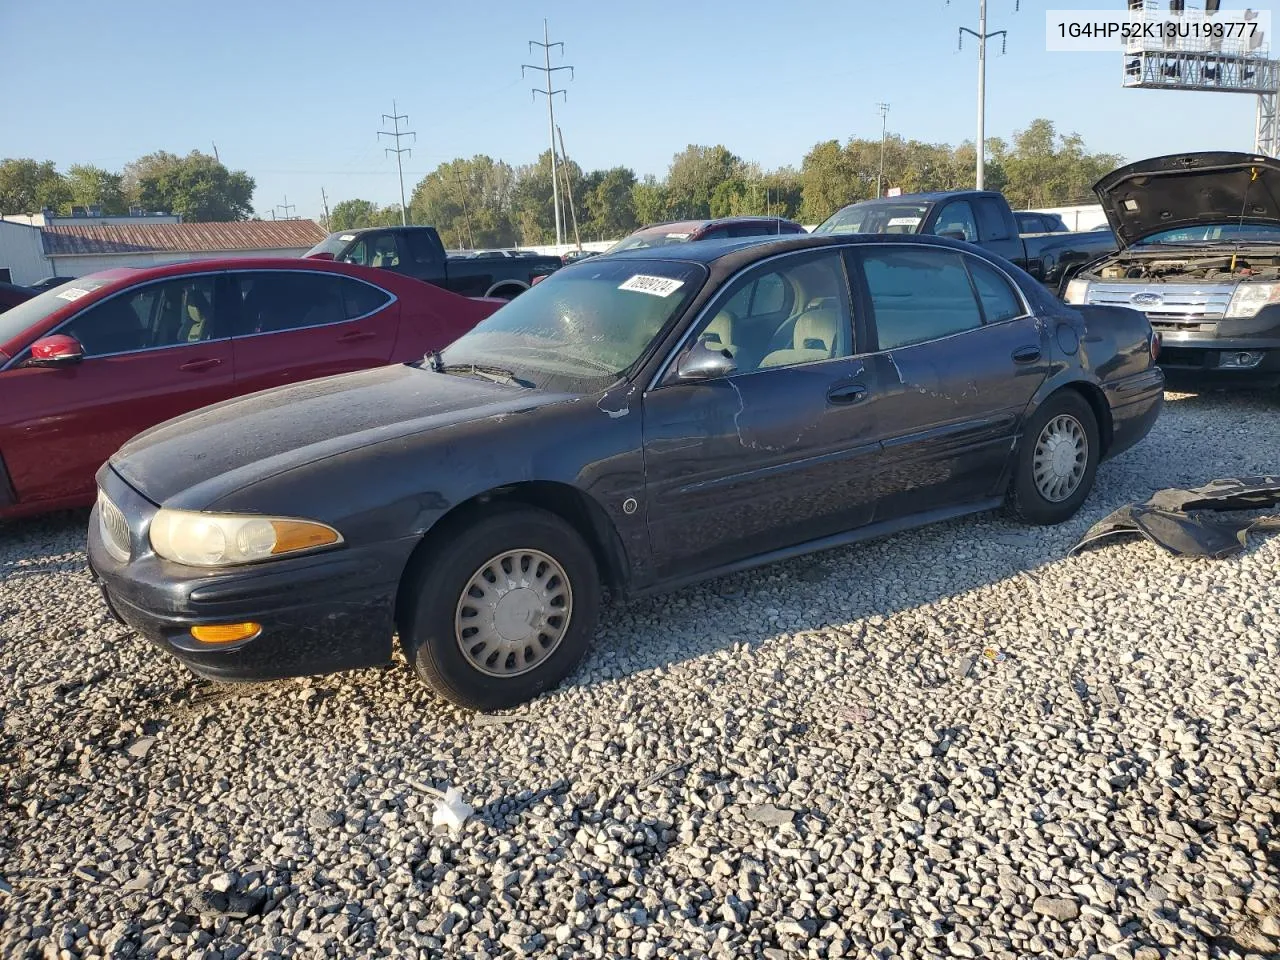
[2,389,1279,960]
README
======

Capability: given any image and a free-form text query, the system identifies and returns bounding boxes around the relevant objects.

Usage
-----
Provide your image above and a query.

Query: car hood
[111,363,568,506]
[1093,151,1280,248]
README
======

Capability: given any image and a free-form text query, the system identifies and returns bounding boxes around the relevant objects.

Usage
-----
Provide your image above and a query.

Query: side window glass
[932,200,978,243]
[690,251,853,374]
[63,277,217,357]
[232,272,348,336]
[406,231,440,264]
[978,199,1013,240]
[861,248,982,350]
[340,278,392,319]
[368,234,400,268]
[339,239,368,266]
[966,257,1024,323]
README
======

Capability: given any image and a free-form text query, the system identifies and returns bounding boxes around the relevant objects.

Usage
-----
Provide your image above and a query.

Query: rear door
[227,269,398,394]
[973,196,1027,264]
[1,273,235,506]
[849,245,1048,518]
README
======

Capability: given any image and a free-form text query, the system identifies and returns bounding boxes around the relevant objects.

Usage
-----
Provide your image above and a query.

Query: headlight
[1063,278,1089,304]
[149,510,342,567]
[1225,282,1280,319]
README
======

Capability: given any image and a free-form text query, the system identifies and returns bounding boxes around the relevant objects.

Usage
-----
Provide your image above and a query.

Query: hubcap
[454,548,572,678]
[1032,413,1088,503]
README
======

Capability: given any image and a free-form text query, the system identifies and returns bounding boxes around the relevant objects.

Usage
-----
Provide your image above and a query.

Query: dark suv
[603,216,807,254]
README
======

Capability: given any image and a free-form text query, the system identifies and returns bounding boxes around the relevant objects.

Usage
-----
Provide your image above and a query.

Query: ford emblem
[1130,292,1163,307]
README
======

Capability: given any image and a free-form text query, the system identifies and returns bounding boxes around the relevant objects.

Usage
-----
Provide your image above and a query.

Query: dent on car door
[852,246,1048,517]
[228,271,398,393]
[0,274,235,507]
[641,249,880,580]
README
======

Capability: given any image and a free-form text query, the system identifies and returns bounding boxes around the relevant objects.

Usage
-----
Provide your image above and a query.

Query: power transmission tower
[876,102,891,198]
[556,125,582,250]
[957,0,1012,190]
[523,20,573,245]
[379,101,416,226]
[274,195,297,220]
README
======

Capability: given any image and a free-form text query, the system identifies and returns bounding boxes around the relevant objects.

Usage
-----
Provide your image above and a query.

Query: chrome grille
[97,490,130,561]
[1084,282,1234,330]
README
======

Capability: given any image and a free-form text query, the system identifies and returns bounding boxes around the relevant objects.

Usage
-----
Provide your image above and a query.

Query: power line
[379,100,416,226]
[523,19,573,245]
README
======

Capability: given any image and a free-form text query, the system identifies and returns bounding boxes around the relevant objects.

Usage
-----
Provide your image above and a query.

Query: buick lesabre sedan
[89,234,1164,710]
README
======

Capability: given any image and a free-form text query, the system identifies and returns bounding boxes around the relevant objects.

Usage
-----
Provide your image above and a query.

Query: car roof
[598,231,983,267]
[66,257,401,286]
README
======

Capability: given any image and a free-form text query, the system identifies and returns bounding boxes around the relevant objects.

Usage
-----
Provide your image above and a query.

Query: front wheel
[1007,390,1100,526]
[400,505,600,710]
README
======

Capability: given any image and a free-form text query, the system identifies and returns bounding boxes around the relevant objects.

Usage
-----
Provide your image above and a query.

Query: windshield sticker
[339,234,357,241]
[55,287,92,302]
[619,274,686,297]
[664,232,691,240]
[887,217,922,227]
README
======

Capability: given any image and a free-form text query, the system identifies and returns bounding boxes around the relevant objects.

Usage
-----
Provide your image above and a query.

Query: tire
[1007,390,1100,526]
[400,505,600,710]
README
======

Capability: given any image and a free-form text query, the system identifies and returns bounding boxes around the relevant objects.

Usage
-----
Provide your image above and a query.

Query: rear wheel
[400,505,600,710]
[1007,390,1100,525]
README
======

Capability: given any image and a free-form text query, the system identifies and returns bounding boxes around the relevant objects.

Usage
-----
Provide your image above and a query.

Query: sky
[1,0,1273,221]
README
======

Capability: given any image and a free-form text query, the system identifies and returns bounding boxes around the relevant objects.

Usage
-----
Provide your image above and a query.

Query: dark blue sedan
[88,234,1164,710]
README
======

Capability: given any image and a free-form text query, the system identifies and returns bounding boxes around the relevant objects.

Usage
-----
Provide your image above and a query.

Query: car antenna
[1230,165,1260,272]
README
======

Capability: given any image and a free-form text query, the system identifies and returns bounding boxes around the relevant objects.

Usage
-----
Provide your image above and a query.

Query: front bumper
[88,467,417,682]
[1155,333,1280,387]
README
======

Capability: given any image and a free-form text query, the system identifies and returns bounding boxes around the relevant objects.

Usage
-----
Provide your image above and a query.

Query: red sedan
[0,258,501,520]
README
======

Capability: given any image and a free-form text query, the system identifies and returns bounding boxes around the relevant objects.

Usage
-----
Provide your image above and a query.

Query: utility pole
[452,172,476,250]
[379,100,416,226]
[320,187,330,229]
[211,142,220,163]
[876,102,890,198]
[274,195,297,221]
[557,125,582,250]
[958,0,1008,190]
[523,19,573,245]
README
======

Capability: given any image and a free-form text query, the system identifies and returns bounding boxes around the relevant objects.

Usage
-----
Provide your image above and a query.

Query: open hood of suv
[1093,151,1280,248]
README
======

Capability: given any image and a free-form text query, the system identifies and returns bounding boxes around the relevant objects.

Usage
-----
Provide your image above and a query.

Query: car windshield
[1137,223,1280,245]
[605,228,703,254]
[305,233,360,257]
[812,202,930,236]
[0,277,112,351]
[436,258,707,390]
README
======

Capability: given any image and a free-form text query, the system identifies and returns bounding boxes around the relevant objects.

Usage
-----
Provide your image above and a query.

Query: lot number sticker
[619,274,686,297]
[55,287,91,302]
[887,217,921,227]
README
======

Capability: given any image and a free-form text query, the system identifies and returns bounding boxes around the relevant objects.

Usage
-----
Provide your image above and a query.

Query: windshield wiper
[432,360,533,388]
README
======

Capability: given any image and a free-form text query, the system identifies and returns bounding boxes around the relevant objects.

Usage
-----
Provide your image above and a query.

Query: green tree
[999,120,1121,208]
[509,150,586,245]
[411,155,517,249]
[799,140,862,222]
[582,166,638,240]
[631,176,668,226]
[0,158,70,215]
[664,144,744,220]
[63,164,127,214]
[329,199,382,230]
[122,150,256,221]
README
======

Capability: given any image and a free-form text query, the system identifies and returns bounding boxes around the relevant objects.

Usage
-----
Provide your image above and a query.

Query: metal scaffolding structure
[1121,3,1279,155]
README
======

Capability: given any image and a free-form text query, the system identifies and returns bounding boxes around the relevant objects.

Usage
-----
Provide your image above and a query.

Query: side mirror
[27,334,85,368]
[676,338,737,381]
[307,251,335,260]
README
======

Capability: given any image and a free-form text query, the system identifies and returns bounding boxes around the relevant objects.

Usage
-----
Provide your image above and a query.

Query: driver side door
[641,249,882,580]
[1,274,235,507]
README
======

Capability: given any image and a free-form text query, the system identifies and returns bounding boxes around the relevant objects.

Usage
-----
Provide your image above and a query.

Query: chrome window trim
[0,268,396,369]
[647,240,1036,391]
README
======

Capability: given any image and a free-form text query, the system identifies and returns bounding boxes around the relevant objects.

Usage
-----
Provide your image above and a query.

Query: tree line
[1,119,1121,243]
[332,119,1123,247]
[0,151,255,222]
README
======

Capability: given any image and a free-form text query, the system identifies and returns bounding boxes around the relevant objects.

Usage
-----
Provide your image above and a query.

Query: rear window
[606,227,704,254]
[0,277,112,353]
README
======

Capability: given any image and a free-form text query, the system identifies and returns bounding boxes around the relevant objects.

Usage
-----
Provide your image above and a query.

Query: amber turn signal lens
[270,520,340,554]
[190,622,262,644]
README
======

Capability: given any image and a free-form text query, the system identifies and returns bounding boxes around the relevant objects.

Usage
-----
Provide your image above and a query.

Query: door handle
[338,330,378,343]
[827,383,868,405]
[1011,345,1042,364]
[179,358,222,372]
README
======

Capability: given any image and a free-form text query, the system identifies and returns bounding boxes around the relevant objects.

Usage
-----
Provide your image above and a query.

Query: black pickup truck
[305,226,561,300]
[813,190,1117,295]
